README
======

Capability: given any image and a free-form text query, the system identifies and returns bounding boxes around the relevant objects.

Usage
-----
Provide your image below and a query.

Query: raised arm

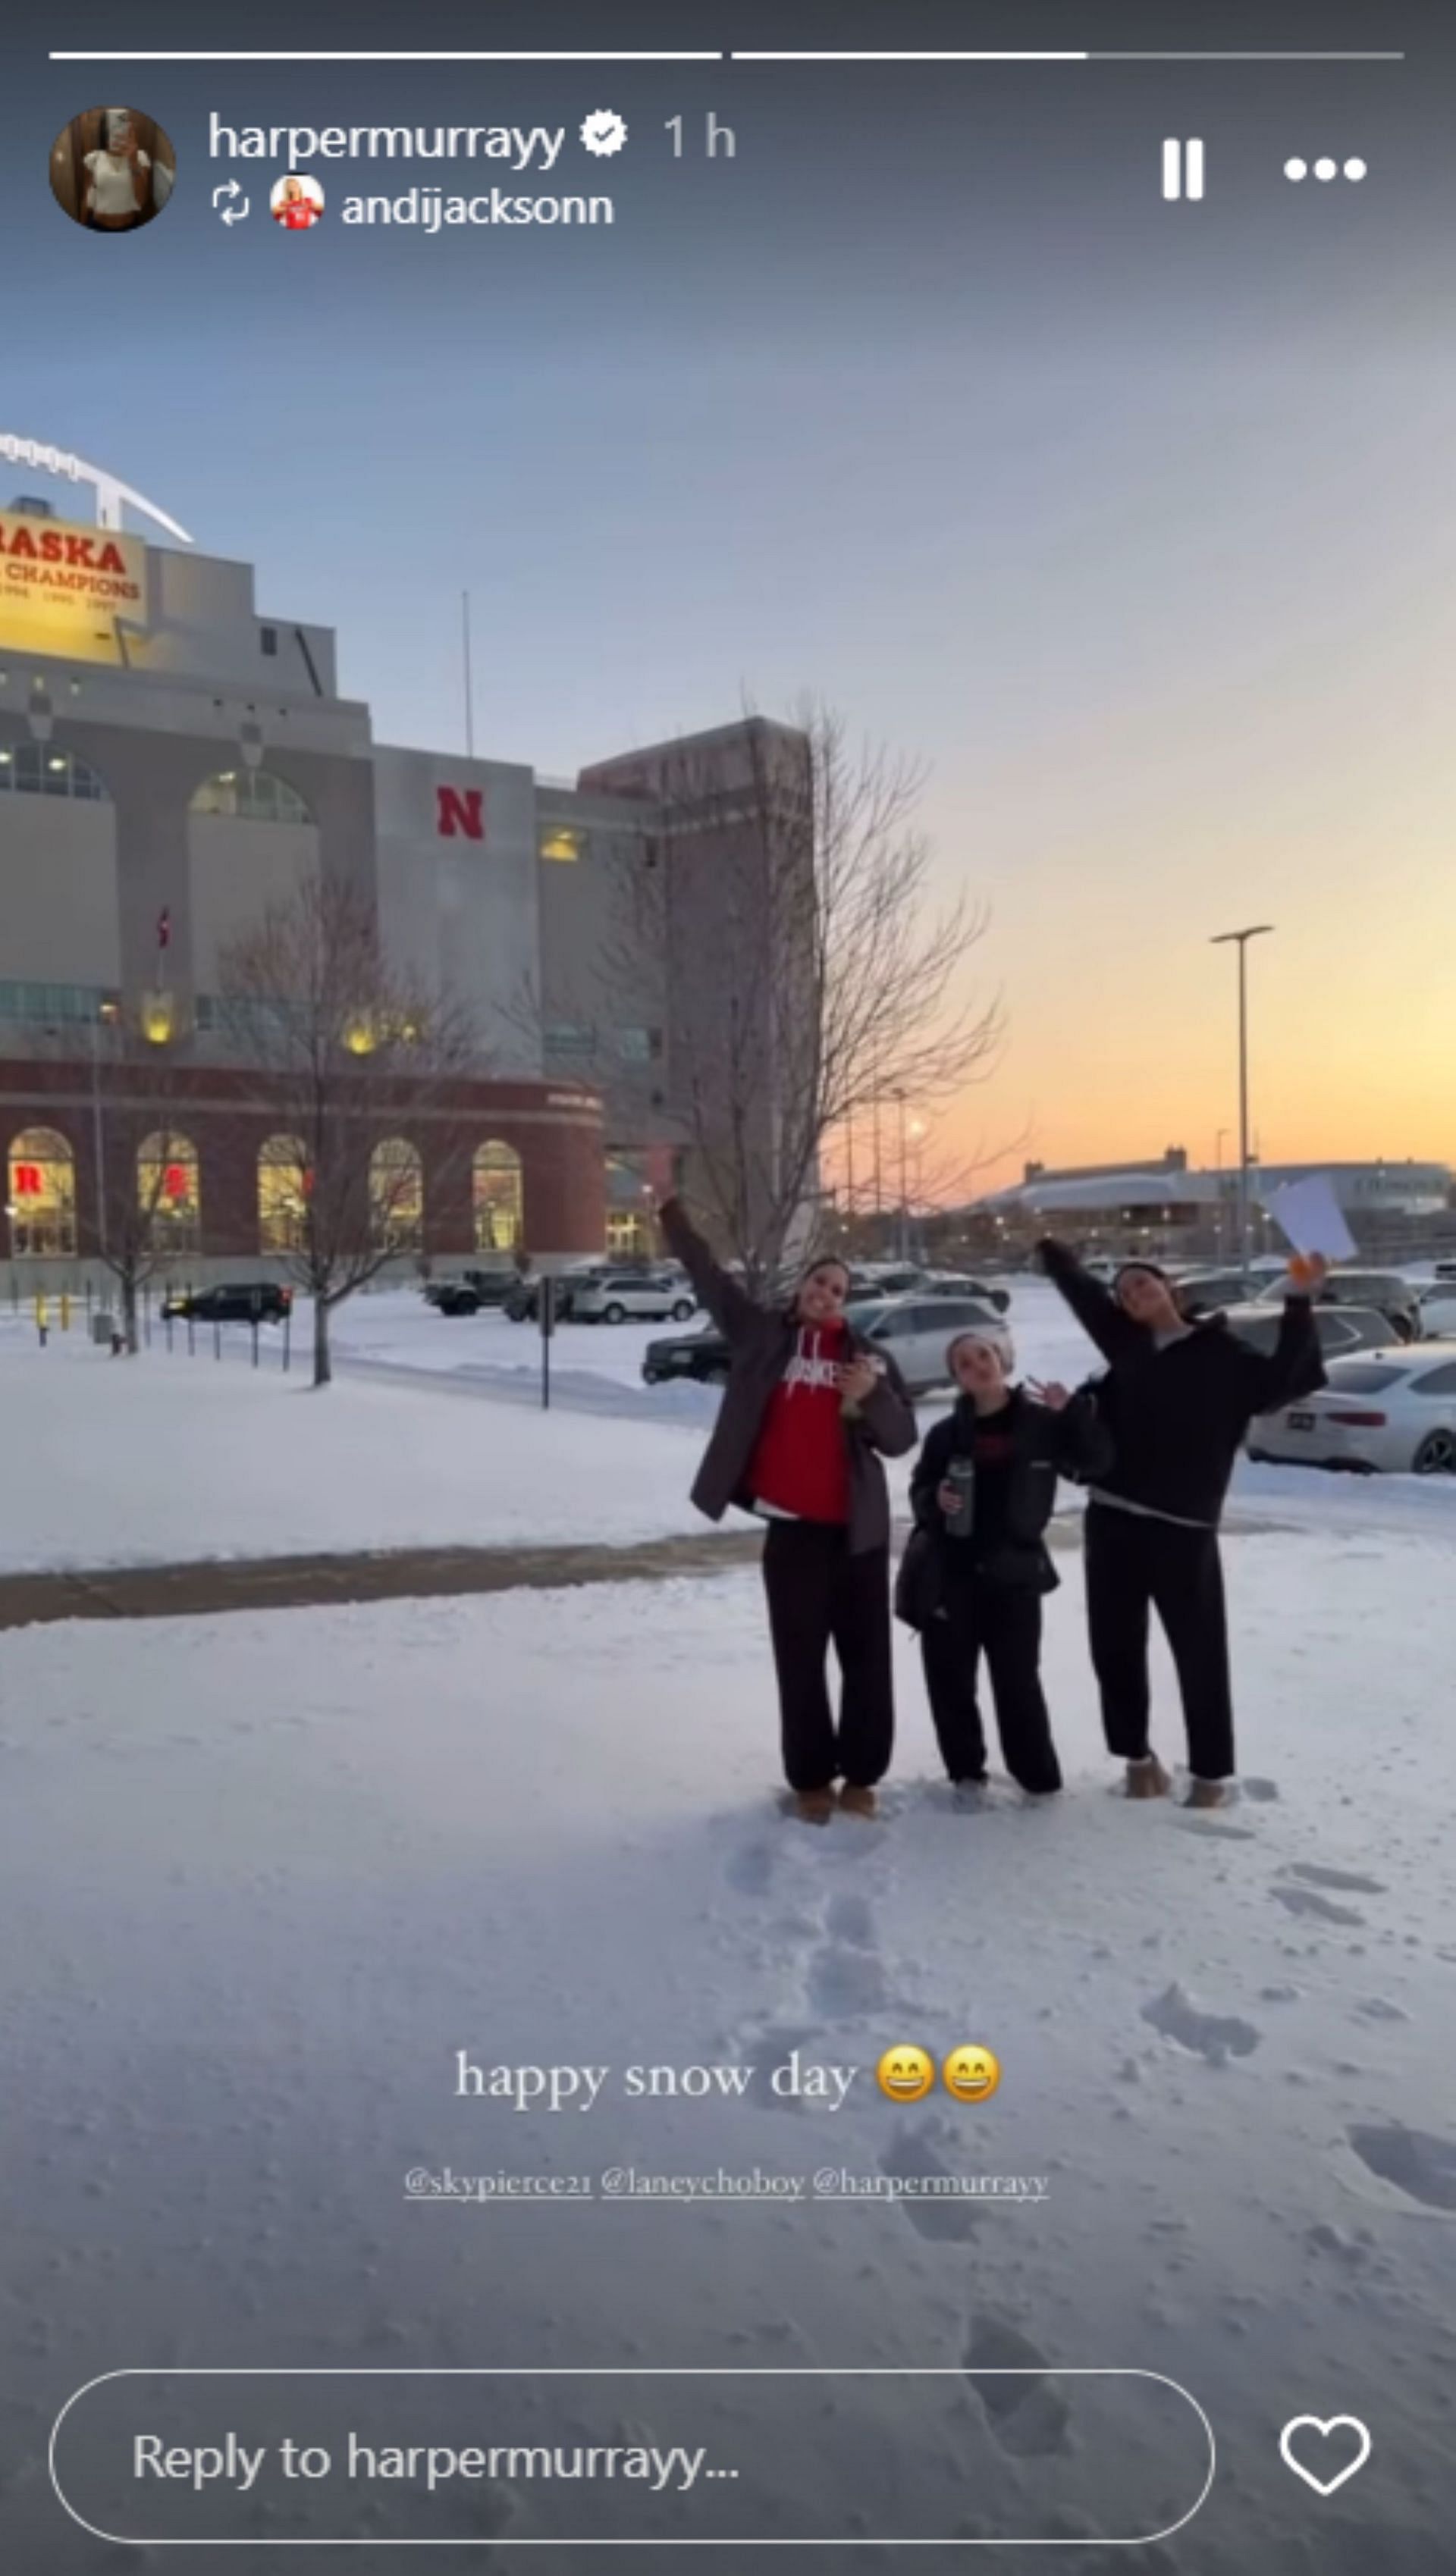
[1239,1293,1326,1420]
[657,1196,761,1345]
[1037,1237,1142,1366]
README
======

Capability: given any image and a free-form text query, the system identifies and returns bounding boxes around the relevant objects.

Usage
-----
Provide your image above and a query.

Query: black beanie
[1114,1259,1172,1290]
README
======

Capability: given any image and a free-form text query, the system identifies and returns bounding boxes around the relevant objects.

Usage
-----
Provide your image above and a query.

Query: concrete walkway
[0,1515,1098,1634]
[0,1530,768,1631]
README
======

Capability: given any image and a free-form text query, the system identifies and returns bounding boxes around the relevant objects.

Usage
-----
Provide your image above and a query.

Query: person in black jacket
[901,1321,1112,1799]
[1038,1238,1328,1807]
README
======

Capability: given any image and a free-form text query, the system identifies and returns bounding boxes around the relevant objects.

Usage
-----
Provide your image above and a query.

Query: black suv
[162,1283,293,1324]
[642,1326,731,1387]
[425,1269,522,1317]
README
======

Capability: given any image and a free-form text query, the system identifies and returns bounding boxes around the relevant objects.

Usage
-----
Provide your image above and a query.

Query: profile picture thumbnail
[50,105,177,232]
[271,174,325,230]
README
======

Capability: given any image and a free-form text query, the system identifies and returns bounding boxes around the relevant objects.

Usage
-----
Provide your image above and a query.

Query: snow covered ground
[5,1278,1454,1575]
[6,1515,1456,2567]
[4,1271,1454,2569]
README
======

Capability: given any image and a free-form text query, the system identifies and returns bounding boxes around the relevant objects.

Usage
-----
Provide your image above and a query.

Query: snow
[12,1277,1452,1578]
[7,1506,1456,2565]
[5,1272,1455,2568]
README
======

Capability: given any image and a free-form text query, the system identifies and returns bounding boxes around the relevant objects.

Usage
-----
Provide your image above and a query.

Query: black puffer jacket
[1039,1237,1326,1528]
[896,1383,1111,1624]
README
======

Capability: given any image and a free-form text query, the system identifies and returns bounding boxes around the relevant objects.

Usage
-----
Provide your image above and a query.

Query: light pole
[1214,1128,1228,1258]
[893,1089,909,1261]
[1210,926,1273,1286]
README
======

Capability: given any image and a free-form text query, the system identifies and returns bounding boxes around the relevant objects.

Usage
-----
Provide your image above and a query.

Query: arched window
[369,1137,422,1251]
[138,1132,201,1252]
[190,769,313,826]
[259,1134,309,1254]
[604,1153,653,1258]
[0,743,110,801]
[7,1127,77,1258]
[473,1140,523,1251]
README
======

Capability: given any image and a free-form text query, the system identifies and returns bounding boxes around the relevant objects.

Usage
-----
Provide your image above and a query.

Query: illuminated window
[6,1126,77,1258]
[472,1140,523,1252]
[604,1152,653,1258]
[538,826,585,863]
[0,743,110,801]
[190,769,312,825]
[369,1136,423,1251]
[259,1135,309,1254]
[138,1132,201,1252]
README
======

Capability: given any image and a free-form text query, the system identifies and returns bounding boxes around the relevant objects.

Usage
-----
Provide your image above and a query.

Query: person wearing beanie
[898,1324,1111,1799]
[1038,1236,1328,1807]
[657,1195,916,1825]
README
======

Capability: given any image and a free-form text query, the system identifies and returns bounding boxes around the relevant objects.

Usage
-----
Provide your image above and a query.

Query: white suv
[571,1271,699,1324]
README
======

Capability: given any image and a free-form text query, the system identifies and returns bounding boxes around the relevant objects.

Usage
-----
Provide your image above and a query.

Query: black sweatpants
[920,1580,1063,1795]
[1083,1502,1235,1783]
[760,1520,894,1793]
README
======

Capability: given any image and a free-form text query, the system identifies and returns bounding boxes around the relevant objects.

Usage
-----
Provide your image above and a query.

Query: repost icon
[213,177,249,224]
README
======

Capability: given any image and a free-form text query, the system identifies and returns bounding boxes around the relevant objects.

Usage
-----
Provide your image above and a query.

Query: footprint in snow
[724,1839,777,1898]
[807,1942,890,2018]
[1241,1778,1281,1803]
[824,1891,877,1949]
[1175,1819,1258,1842]
[880,2120,979,2242]
[1141,1981,1262,2067]
[962,2311,1072,2458]
[1271,1885,1365,1927]
[1286,1862,1387,1896]
[1346,2123,1456,2213]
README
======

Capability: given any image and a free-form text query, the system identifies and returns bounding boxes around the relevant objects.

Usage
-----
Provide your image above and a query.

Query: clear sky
[10,0,1454,1189]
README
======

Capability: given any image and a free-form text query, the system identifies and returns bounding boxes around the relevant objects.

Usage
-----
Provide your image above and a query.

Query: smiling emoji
[875,2044,936,2104]
[942,2045,1001,2104]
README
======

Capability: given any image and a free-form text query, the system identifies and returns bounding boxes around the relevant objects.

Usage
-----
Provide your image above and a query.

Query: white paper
[1262,1174,1357,1262]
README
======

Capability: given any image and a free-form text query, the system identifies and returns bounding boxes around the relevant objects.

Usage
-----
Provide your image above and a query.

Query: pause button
[1162,138,1205,202]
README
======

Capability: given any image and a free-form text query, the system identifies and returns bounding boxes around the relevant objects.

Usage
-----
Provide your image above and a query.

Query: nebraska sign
[0,508,146,631]
[436,784,485,840]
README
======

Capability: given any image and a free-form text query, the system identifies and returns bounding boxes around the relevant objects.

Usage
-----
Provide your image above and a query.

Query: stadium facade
[0,443,792,1283]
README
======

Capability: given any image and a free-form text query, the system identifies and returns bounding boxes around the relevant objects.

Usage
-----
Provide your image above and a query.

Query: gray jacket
[659,1199,917,1554]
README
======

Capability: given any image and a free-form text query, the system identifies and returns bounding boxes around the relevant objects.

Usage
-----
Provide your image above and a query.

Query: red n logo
[436,786,485,841]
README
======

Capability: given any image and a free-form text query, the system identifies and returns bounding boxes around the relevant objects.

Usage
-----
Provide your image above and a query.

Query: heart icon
[1279,2415,1373,2497]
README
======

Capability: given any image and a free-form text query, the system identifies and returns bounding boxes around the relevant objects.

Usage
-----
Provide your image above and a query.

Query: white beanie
[946,1321,1015,1377]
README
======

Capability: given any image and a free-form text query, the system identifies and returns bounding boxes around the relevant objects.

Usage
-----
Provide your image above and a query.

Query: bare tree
[589,704,1005,1289]
[218,874,485,1387]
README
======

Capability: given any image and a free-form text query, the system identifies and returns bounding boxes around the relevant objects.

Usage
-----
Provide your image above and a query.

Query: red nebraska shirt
[275,201,320,228]
[747,1322,852,1525]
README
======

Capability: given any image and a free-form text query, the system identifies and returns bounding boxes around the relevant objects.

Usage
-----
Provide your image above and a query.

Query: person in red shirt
[273,176,322,230]
[658,1195,916,1825]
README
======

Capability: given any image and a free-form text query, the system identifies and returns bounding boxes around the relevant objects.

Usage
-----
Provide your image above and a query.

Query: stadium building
[973,1149,1454,1263]
[0,438,793,1284]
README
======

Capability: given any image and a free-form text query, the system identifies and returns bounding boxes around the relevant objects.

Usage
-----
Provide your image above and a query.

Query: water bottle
[945,1455,975,1539]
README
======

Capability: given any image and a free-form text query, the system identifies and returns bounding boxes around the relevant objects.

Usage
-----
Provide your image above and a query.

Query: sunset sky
[11,0,1453,1191]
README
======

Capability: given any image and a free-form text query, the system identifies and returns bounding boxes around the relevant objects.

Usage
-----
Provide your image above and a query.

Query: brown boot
[1184,1777,1231,1812]
[792,1788,835,1827]
[837,1782,878,1820]
[1125,1755,1172,1801]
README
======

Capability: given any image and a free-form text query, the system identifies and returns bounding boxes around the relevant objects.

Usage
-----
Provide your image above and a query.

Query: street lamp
[1210,925,1274,1286]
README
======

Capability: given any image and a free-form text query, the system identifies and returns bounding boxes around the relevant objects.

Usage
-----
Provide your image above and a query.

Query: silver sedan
[1248,1347,1456,1475]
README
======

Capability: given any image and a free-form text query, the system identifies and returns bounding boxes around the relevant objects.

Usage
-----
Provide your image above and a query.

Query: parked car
[1247,1346,1456,1474]
[504,1264,607,1322]
[642,1291,1004,1396]
[642,1324,732,1387]
[1225,1302,1395,1370]
[162,1282,292,1324]
[572,1270,698,1324]
[424,1268,522,1317]
[849,1264,927,1297]
[918,1272,1012,1315]
[1175,1268,1266,1315]
[1254,1267,1421,1343]
[846,1293,1004,1396]
[1417,1282,1456,1338]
